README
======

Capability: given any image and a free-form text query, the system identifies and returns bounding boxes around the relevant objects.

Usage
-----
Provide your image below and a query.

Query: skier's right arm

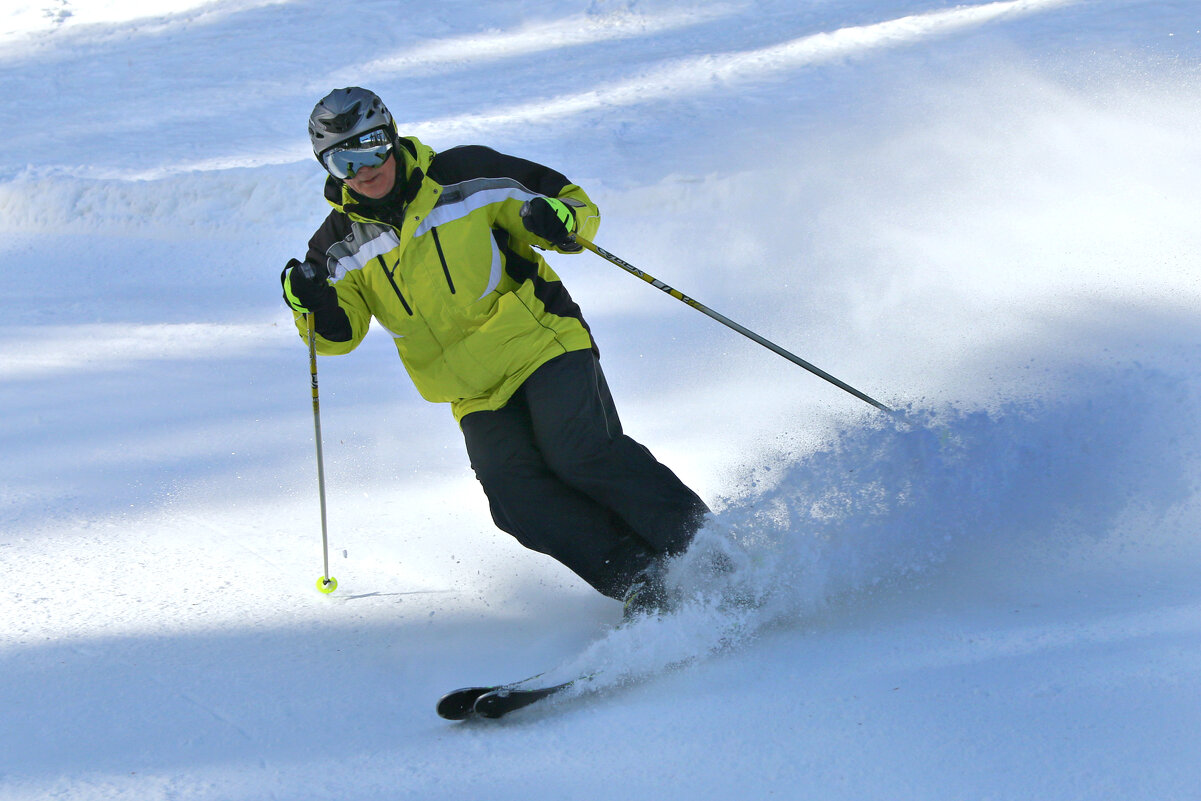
[282,216,371,354]
[283,258,371,354]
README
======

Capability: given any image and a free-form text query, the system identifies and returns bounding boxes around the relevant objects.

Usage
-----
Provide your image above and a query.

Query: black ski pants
[460,349,708,599]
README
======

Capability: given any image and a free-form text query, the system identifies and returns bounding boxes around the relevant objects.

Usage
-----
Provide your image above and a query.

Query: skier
[282,87,708,617]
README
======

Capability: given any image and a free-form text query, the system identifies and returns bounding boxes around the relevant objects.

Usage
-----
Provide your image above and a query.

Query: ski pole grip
[285,257,319,283]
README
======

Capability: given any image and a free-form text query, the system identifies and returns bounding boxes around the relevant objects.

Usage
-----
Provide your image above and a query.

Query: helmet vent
[322,101,362,134]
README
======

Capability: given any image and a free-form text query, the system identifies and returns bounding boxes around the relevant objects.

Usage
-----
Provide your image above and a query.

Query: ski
[436,685,498,720]
[436,668,554,720]
[437,673,589,720]
[472,679,577,719]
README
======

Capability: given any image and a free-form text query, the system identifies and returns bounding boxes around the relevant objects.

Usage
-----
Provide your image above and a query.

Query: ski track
[0,323,276,378]
[3,0,1078,179]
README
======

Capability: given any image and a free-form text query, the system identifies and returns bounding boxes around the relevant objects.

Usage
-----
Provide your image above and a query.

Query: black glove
[281,258,353,341]
[520,197,580,250]
[281,258,336,313]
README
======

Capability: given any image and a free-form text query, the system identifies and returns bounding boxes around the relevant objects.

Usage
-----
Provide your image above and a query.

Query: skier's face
[344,151,397,199]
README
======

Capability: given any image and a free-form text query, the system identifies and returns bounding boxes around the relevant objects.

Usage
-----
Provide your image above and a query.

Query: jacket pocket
[377,255,413,315]
[430,227,457,294]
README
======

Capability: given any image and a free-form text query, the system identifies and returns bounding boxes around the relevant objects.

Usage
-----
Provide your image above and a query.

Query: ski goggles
[320,128,393,179]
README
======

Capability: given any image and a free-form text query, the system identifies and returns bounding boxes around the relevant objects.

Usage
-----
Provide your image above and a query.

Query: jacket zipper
[377,255,413,315]
[430,227,456,294]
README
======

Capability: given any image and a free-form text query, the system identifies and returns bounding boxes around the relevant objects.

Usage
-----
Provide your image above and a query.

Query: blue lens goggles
[320,128,393,179]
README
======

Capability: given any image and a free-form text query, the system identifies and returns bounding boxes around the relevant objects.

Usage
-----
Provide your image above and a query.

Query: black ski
[436,668,553,720]
[472,679,576,718]
[437,673,588,720]
[436,685,498,720]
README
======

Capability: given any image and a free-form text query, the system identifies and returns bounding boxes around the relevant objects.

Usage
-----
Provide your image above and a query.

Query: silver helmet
[308,87,394,159]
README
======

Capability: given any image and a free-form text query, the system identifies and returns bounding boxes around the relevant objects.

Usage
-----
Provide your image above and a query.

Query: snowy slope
[2,1,1201,799]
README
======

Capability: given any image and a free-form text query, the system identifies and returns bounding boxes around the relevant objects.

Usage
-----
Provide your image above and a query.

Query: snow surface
[3,0,1201,798]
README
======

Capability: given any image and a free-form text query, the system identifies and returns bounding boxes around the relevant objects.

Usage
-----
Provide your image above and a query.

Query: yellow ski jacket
[293,134,601,421]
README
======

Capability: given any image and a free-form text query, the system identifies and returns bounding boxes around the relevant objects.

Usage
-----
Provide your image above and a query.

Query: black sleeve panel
[304,209,352,273]
[300,209,354,342]
[427,145,575,196]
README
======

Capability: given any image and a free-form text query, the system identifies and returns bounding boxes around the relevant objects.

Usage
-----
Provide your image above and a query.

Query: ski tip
[471,690,516,719]
[436,686,494,721]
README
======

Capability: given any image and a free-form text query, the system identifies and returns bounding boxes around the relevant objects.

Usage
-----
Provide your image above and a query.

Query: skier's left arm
[437,145,599,252]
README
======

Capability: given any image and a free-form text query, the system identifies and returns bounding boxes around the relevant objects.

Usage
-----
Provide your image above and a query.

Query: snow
[3,0,1201,798]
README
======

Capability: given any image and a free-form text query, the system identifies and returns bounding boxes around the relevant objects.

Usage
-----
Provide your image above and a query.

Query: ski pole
[304,309,337,594]
[573,234,895,416]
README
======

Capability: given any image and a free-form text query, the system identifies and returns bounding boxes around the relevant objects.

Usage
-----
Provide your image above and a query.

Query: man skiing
[283,87,708,617]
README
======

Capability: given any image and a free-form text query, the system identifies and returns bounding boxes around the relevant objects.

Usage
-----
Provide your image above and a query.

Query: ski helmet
[308,87,395,161]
